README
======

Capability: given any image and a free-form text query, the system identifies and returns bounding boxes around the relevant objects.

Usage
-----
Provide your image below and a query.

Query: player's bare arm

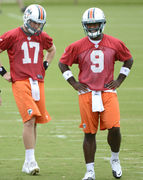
[105,57,133,89]
[58,61,88,92]
[45,44,56,64]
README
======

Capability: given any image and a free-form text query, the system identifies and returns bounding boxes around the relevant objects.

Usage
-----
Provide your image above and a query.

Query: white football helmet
[82,7,106,39]
[23,4,46,35]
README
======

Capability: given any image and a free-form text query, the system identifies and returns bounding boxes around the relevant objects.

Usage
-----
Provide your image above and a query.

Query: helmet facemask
[82,21,106,39]
[25,19,45,36]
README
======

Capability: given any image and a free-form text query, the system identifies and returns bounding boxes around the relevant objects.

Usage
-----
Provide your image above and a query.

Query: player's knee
[24,117,36,128]
[109,127,120,136]
[84,133,96,142]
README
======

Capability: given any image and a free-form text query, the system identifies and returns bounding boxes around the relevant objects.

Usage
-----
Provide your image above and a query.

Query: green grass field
[0,1,143,180]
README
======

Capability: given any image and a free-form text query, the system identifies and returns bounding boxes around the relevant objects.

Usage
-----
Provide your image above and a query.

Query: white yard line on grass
[134,172,143,174]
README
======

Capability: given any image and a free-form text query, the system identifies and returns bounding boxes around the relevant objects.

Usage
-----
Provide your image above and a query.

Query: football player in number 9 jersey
[58,7,133,180]
[0,4,56,175]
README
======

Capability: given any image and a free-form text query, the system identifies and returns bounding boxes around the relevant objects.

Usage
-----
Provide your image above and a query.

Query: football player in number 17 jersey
[0,4,56,175]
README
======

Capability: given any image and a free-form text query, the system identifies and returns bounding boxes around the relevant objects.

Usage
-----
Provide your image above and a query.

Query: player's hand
[3,72,12,82]
[104,80,121,89]
[72,81,88,92]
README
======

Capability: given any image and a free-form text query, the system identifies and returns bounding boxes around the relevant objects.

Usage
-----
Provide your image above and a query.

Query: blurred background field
[0,0,143,180]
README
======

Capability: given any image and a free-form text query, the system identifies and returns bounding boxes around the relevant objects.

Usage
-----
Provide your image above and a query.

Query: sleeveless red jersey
[0,27,53,82]
[59,34,132,91]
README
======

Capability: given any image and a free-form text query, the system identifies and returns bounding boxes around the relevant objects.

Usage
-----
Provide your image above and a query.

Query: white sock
[25,149,35,162]
[86,162,94,172]
[111,151,119,160]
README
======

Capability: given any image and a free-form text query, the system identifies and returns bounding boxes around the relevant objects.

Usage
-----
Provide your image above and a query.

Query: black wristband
[0,66,7,76]
[43,61,49,70]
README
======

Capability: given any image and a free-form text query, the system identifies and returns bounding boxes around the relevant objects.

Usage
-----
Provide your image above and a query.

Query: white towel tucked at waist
[92,91,104,112]
[29,78,40,101]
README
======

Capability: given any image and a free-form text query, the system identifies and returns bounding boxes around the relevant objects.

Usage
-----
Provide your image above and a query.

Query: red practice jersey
[0,27,53,82]
[59,34,132,91]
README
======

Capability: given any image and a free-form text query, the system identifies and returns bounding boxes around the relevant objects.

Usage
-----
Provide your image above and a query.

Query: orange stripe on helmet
[89,9,93,19]
[38,5,44,20]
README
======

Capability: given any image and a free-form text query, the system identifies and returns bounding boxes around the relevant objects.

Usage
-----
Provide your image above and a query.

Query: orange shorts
[12,79,51,124]
[79,92,120,134]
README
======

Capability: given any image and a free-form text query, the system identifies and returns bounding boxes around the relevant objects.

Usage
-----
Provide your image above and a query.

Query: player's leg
[22,116,40,175]
[101,92,122,179]
[108,127,122,179]
[83,133,96,163]
[82,133,96,180]
[21,81,50,175]
[108,127,121,152]
[34,123,37,147]
[12,80,40,175]
[79,92,98,180]
[23,116,36,149]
